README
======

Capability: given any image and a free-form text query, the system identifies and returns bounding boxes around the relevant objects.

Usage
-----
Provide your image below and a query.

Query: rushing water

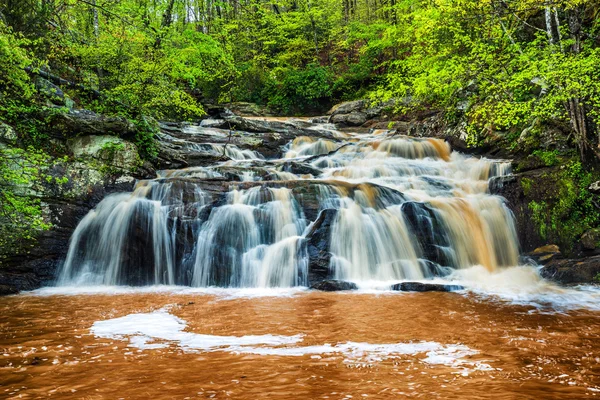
[57,120,518,288]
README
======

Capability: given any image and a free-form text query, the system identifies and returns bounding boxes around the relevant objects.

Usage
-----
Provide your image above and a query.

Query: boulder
[222,102,276,117]
[49,109,137,138]
[327,99,395,127]
[540,256,600,284]
[327,100,367,116]
[68,135,141,172]
[581,229,600,251]
[310,280,358,291]
[527,244,562,264]
[391,282,465,292]
[0,122,18,144]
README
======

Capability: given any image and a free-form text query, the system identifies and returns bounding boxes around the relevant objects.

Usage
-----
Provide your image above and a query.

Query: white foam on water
[449,265,600,311]
[91,310,490,373]
[28,285,307,299]
[91,310,303,352]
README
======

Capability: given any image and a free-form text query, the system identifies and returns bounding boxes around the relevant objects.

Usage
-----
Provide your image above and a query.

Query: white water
[90,308,491,373]
[58,117,535,293]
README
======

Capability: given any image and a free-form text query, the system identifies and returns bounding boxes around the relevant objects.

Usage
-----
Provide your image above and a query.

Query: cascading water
[58,119,519,288]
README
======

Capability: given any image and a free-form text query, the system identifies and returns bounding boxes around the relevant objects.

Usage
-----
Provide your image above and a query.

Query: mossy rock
[68,135,141,173]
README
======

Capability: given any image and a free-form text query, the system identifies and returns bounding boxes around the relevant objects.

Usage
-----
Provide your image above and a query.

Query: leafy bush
[264,64,334,114]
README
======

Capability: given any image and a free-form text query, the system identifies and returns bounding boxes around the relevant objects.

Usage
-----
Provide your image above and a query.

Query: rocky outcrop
[540,256,600,285]
[68,135,142,173]
[391,282,465,292]
[0,172,137,293]
[48,109,138,138]
[310,280,357,291]
[490,169,555,253]
[221,102,276,117]
[0,110,149,293]
[327,99,395,127]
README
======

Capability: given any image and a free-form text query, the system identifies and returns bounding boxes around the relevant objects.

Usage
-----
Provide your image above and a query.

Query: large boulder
[49,109,137,138]
[327,99,395,127]
[68,135,141,173]
[222,102,276,117]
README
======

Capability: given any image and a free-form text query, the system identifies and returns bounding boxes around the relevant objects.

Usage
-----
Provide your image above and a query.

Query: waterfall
[57,119,519,288]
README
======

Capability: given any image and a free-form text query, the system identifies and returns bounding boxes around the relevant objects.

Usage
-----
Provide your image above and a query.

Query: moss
[520,177,533,196]
[527,160,600,254]
[531,149,560,167]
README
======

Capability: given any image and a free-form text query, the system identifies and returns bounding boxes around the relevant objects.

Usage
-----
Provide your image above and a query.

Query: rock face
[391,282,465,292]
[68,135,141,172]
[0,110,149,293]
[490,171,553,253]
[0,174,137,293]
[49,109,138,138]
[310,280,358,291]
[327,99,395,127]
[540,256,600,285]
[306,209,337,285]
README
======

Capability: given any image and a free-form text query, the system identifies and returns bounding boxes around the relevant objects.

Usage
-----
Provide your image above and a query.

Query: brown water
[1,290,599,399]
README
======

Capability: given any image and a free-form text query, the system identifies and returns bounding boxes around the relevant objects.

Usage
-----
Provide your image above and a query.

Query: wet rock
[540,256,600,284]
[49,109,137,138]
[581,229,600,250]
[401,202,450,269]
[310,280,358,291]
[306,209,337,284]
[280,161,322,177]
[527,244,562,264]
[391,282,465,292]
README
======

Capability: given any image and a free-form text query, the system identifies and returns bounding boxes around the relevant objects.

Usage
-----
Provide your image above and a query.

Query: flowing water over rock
[57,119,518,288]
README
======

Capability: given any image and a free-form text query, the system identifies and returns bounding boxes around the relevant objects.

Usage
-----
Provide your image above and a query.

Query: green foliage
[532,150,561,167]
[132,117,159,160]
[528,161,600,253]
[521,178,533,196]
[265,64,334,114]
[593,273,600,283]
[0,146,63,257]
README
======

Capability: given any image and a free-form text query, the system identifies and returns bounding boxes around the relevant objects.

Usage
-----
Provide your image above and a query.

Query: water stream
[57,119,519,288]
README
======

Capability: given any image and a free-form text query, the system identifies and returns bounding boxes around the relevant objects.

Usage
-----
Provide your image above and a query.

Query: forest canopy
[0,1,597,125]
[1,0,600,257]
